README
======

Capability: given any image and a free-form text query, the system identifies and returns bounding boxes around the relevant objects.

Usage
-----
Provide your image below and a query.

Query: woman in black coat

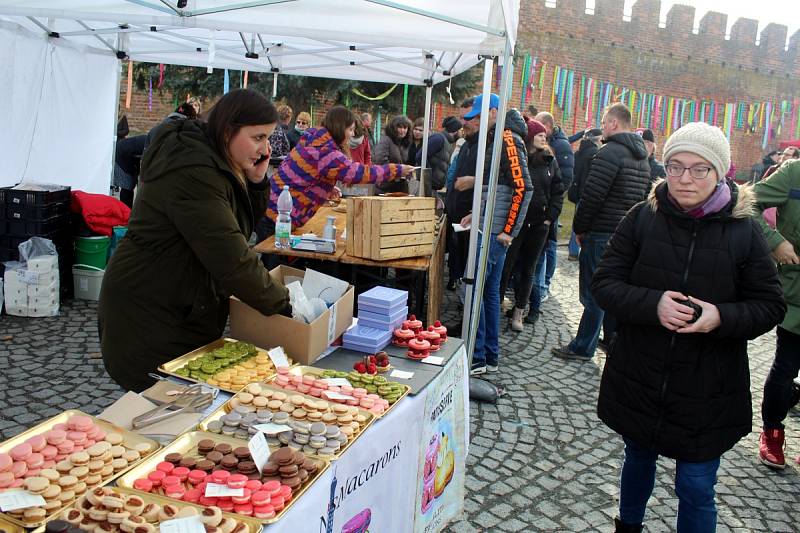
[499,118,563,331]
[591,122,785,533]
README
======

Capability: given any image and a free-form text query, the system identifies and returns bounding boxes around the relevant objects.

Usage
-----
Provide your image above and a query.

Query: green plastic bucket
[74,236,110,269]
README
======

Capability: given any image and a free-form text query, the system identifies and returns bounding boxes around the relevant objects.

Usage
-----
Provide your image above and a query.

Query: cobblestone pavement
[2,248,799,532]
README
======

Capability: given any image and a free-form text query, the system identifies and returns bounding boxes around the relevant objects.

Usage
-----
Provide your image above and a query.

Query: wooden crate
[346,196,436,260]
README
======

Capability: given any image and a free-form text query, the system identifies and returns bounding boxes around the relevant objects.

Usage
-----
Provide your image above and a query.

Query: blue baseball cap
[463,93,499,120]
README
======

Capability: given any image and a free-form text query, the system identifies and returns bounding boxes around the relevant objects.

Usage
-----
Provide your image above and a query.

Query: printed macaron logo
[341,508,371,533]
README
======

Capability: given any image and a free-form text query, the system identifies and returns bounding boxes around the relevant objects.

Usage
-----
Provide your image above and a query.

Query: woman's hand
[400,165,416,177]
[657,290,695,331]
[773,240,800,265]
[676,296,721,334]
[246,142,272,184]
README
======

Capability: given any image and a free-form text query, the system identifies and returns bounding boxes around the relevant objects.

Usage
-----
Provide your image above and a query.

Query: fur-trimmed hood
[646,178,755,220]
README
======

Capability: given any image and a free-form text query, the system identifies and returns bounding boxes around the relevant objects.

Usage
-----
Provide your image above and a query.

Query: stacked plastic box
[342,286,408,353]
[4,255,60,317]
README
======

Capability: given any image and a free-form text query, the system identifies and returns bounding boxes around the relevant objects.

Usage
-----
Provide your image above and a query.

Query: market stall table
[254,203,446,325]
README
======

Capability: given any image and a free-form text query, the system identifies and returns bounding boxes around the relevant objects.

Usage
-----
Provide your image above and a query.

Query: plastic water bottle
[275,185,293,249]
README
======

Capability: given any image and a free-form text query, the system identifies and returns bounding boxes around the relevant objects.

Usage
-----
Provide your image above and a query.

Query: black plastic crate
[1,185,71,208]
[7,214,71,237]
[6,201,69,221]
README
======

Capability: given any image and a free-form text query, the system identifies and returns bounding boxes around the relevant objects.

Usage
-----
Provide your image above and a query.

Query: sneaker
[524,311,540,324]
[759,428,786,469]
[486,363,499,372]
[551,345,591,361]
[541,292,550,303]
[470,363,487,376]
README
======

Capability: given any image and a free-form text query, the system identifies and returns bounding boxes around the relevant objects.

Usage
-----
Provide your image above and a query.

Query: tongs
[132,383,215,430]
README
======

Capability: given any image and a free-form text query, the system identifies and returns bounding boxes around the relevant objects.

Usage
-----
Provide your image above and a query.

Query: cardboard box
[229,265,354,365]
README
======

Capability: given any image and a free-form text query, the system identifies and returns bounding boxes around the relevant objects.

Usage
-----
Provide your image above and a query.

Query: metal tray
[0,410,160,529]
[116,431,328,525]
[158,338,296,394]
[0,516,25,533]
[271,365,410,418]
[32,487,263,533]
[197,384,375,459]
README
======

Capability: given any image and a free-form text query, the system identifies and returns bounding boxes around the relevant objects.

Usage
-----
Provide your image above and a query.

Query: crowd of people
[107,90,800,532]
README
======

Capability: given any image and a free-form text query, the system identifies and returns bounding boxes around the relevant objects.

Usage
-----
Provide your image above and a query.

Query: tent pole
[419,83,432,197]
[110,44,124,196]
[462,37,515,366]
[460,56,493,346]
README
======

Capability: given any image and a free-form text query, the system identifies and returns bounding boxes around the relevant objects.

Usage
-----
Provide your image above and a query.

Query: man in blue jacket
[460,94,533,375]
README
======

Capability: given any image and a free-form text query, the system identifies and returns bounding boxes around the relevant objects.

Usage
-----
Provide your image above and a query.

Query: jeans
[498,223,550,309]
[619,438,719,532]
[568,232,612,357]
[568,230,580,257]
[762,327,800,430]
[473,237,509,367]
[529,238,557,312]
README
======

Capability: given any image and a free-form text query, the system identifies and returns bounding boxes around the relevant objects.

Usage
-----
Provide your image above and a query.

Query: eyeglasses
[296,120,309,125]
[665,163,714,180]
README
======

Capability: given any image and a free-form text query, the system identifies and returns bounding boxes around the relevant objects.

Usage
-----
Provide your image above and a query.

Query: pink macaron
[245,480,262,493]
[308,388,323,397]
[26,435,47,452]
[250,491,270,506]
[56,440,75,454]
[231,488,251,505]
[11,461,28,477]
[67,415,94,432]
[45,429,67,446]
[262,480,281,495]
[198,496,218,507]
[276,366,289,375]
[187,470,207,485]
[216,499,234,512]
[233,503,253,516]
[41,445,58,461]
[0,453,13,473]
[274,375,290,387]
[67,431,87,446]
[301,375,315,386]
[253,504,275,519]
[10,442,32,462]
[279,484,292,501]
[0,472,14,488]
[227,474,248,489]
[183,488,202,503]
[26,453,45,469]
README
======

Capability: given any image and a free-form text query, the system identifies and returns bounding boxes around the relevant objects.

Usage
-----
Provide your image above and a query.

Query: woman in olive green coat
[99,90,290,392]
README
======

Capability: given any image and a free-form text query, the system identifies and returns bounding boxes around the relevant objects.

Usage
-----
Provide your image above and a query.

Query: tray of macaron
[35,486,263,533]
[196,383,375,461]
[0,411,160,529]
[268,366,410,419]
[158,338,296,394]
[115,432,328,525]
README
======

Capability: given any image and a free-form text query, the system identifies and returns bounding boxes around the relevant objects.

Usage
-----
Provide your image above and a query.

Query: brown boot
[510,307,524,332]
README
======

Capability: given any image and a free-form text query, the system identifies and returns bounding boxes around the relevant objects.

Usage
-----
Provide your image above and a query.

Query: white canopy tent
[0,0,521,359]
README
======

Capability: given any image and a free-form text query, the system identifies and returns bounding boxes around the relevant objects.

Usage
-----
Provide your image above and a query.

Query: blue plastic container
[342,325,393,353]
[358,306,408,325]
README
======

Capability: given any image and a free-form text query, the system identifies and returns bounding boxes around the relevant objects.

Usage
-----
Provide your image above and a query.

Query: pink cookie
[94,430,107,441]
[279,484,292,500]
[366,393,379,400]
[41,446,58,461]
[10,442,32,462]
[284,384,297,391]
[308,388,323,397]
[301,375,315,386]
[276,366,289,375]
[0,453,12,473]
[341,386,354,395]
[327,386,341,393]
[67,431,87,445]
[360,398,374,409]
[67,415,93,432]
[26,435,47,452]
[369,405,384,415]
[274,375,290,387]
[26,453,45,469]
[352,388,367,398]
[52,423,68,431]
[346,399,360,406]
[297,385,311,394]
[11,461,28,477]
[290,375,303,385]
[56,441,75,454]
[10,479,24,488]
[0,472,13,488]
[313,379,329,389]
[42,460,56,469]
[245,480,262,493]
[46,429,67,445]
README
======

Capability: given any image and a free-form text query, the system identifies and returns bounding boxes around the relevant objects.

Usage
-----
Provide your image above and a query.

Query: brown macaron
[213,443,232,455]
[232,447,250,460]
[220,455,238,470]
[164,453,183,465]
[197,439,215,455]
[196,459,215,473]
[178,457,197,469]
[205,451,224,465]
[270,447,294,465]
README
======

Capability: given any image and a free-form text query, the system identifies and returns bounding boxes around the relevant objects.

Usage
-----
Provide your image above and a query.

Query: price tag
[267,347,290,369]
[389,369,414,380]
[252,423,292,435]
[421,355,444,366]
[19,270,40,285]
[322,390,356,401]
[204,483,244,498]
[322,378,351,387]
[0,490,46,512]
[160,516,206,533]
[248,432,271,474]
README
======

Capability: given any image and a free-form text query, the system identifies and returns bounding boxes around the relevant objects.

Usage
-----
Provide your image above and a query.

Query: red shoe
[758,428,785,469]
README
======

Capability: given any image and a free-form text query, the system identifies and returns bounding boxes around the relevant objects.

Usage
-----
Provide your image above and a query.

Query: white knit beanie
[663,122,731,181]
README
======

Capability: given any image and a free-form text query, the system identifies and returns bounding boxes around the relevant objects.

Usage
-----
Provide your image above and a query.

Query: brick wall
[119,0,800,175]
